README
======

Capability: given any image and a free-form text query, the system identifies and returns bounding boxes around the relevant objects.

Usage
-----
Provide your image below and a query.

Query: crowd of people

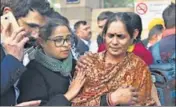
[0,0,175,106]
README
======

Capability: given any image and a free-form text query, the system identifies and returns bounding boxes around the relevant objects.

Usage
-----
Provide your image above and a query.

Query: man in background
[74,21,92,55]
[147,24,164,49]
[92,11,114,52]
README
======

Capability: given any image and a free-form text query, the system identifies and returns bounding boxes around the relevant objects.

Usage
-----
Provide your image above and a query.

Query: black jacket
[17,59,75,106]
[17,59,109,106]
[76,38,89,55]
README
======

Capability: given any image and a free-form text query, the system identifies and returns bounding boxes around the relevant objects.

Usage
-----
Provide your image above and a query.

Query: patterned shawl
[72,52,155,106]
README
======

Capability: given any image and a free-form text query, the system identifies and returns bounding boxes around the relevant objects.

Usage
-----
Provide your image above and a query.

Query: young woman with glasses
[17,17,86,106]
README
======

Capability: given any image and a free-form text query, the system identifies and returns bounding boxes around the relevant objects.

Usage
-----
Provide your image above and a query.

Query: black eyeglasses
[47,35,72,47]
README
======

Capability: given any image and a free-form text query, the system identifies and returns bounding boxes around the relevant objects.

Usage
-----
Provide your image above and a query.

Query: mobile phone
[1,12,20,34]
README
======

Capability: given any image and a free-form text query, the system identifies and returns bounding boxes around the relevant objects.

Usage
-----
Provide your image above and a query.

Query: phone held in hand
[1,12,20,34]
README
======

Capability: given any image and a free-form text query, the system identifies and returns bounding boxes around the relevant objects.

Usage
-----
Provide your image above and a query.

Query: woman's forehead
[52,33,71,38]
[107,21,127,33]
[51,26,70,37]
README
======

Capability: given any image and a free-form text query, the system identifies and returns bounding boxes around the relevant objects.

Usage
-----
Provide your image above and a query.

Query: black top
[17,59,109,106]
[17,59,76,106]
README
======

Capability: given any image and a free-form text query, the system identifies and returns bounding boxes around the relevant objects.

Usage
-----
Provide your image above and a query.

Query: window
[66,0,80,3]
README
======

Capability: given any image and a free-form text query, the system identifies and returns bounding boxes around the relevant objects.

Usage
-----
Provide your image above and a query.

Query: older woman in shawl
[72,12,155,106]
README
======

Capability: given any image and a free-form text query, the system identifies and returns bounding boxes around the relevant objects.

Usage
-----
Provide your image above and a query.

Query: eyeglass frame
[47,34,72,47]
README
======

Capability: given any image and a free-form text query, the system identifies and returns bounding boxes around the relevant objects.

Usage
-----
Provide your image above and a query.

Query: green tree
[104,0,134,8]
[48,0,61,12]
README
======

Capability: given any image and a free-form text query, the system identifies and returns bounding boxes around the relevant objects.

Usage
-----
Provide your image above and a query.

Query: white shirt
[23,46,36,66]
[80,38,90,47]
[89,40,98,53]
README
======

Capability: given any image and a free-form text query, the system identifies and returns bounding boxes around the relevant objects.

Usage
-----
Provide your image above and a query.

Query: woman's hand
[64,71,86,101]
[109,85,139,106]
[16,100,41,106]
[76,52,94,70]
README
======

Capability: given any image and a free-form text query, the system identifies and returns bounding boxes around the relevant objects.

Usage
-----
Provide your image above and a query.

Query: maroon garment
[98,43,106,53]
[133,42,153,65]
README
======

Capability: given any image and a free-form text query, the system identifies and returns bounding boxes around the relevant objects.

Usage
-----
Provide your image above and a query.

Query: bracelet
[108,92,116,106]
[109,92,114,106]
[106,93,111,106]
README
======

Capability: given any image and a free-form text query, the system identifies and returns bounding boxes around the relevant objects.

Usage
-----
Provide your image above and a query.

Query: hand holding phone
[1,12,30,61]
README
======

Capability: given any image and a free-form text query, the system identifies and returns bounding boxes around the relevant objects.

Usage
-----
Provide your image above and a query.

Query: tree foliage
[104,0,134,8]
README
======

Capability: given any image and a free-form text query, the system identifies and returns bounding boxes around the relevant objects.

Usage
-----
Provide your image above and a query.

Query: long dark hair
[127,12,142,42]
